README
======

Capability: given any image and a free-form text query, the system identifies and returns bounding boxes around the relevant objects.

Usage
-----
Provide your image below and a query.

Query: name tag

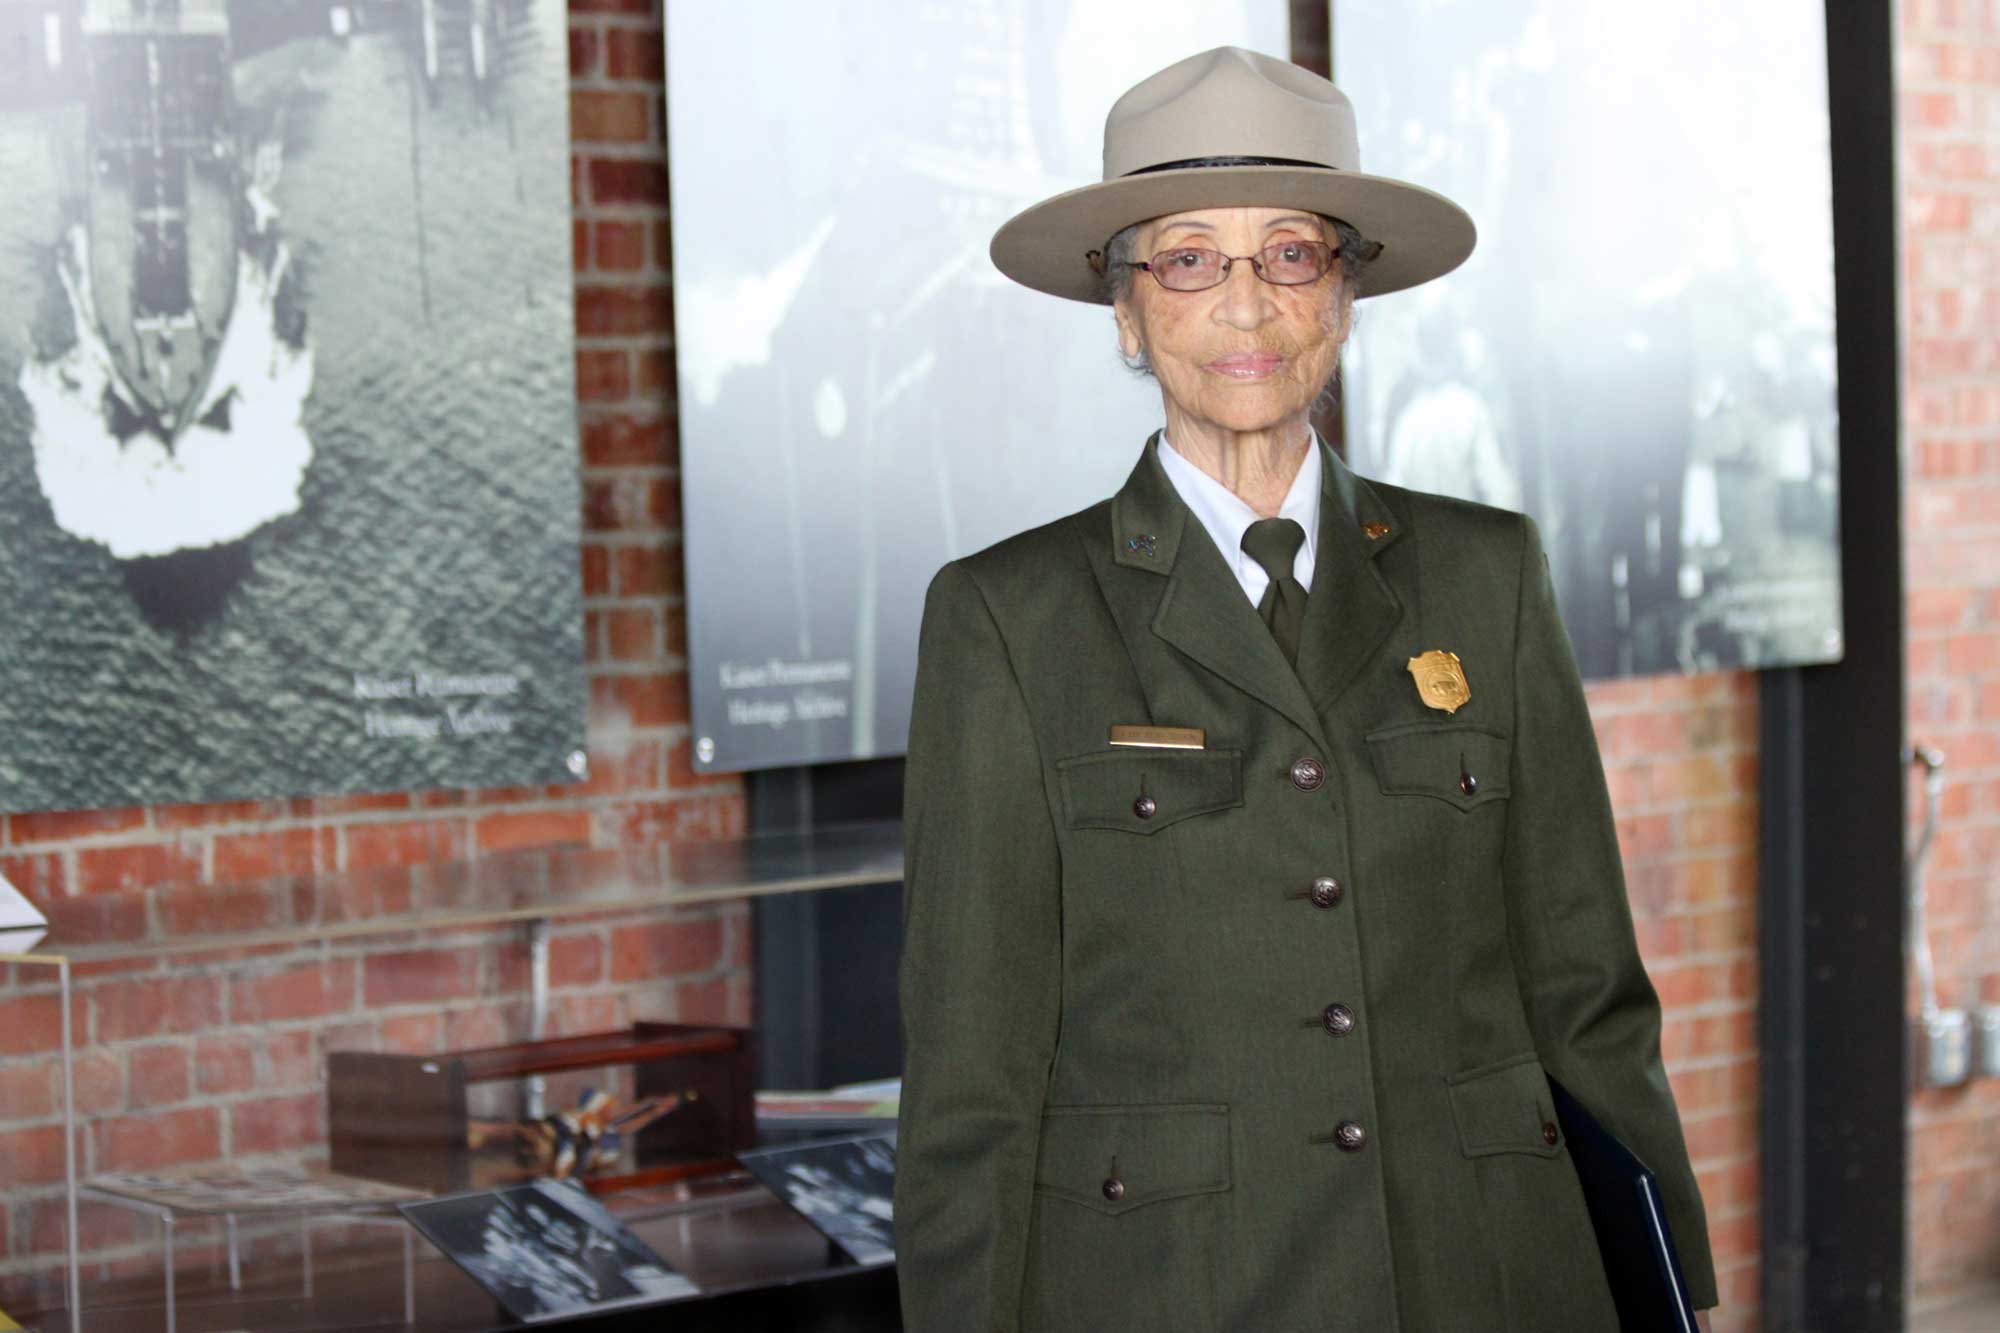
[1108,725,1206,750]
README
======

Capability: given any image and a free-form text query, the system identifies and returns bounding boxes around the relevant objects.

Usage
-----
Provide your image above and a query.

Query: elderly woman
[895,48,1715,1331]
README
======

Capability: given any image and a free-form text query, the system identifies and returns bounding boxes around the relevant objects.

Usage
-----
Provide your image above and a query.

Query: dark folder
[1546,1075,1699,1333]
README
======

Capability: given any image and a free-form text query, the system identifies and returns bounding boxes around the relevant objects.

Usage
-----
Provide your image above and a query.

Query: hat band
[1122,154,1336,177]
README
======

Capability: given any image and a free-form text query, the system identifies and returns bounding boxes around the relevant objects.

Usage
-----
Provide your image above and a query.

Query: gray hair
[1104,214,1377,379]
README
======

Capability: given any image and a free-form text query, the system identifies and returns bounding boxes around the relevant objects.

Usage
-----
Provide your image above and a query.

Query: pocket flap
[1034,1103,1231,1215]
[1445,1054,1562,1159]
[1365,722,1512,810]
[1056,749,1243,834]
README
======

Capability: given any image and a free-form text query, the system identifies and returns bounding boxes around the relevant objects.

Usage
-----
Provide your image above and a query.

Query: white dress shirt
[1156,433,1321,606]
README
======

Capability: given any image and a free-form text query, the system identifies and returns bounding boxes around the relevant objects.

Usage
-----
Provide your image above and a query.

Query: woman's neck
[1162,406,1313,518]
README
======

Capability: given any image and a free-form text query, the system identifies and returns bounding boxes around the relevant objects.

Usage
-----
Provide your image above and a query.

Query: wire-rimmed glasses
[1115,239,1340,292]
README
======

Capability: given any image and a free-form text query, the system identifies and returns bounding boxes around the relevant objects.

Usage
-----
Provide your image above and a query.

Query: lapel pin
[1362,522,1391,540]
[1126,533,1157,558]
[1407,649,1471,714]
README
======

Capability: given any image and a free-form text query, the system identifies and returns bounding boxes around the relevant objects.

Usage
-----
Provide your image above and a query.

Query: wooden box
[328,1023,755,1194]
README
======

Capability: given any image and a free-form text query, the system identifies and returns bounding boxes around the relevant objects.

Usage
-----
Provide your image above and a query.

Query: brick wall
[0,0,744,1308]
[1588,674,1762,1326]
[1901,0,2000,1309]
[0,0,1771,1317]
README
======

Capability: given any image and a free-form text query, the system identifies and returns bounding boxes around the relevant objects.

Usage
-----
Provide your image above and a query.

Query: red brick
[0,1058,58,1121]
[230,961,357,1024]
[568,26,598,77]
[0,1124,68,1185]
[581,413,673,467]
[0,992,76,1056]
[75,841,203,895]
[92,975,223,1043]
[573,215,589,269]
[570,0,652,13]
[581,542,612,597]
[158,883,291,937]
[0,851,67,899]
[576,283,672,337]
[590,672,687,728]
[584,473,675,532]
[380,1011,445,1054]
[344,819,469,872]
[8,808,147,843]
[586,157,668,209]
[212,827,338,882]
[363,949,480,1007]
[443,1004,514,1051]
[591,219,649,271]
[605,607,659,660]
[576,347,631,402]
[230,1093,323,1156]
[72,1050,123,1114]
[603,25,665,81]
[608,536,680,592]
[653,219,672,269]
[128,1044,191,1109]
[476,810,592,854]
[608,916,723,982]
[635,345,675,397]
[550,934,606,988]
[95,1107,220,1172]
[572,89,651,144]
[263,1030,317,1086]
[193,1035,257,1095]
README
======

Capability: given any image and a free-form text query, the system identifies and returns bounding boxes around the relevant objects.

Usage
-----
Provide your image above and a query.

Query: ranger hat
[991,46,1476,303]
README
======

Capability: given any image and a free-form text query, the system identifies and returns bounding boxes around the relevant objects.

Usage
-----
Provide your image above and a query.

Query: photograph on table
[0,0,584,812]
[1334,0,1842,676]
[400,1180,697,1323]
[738,1132,897,1267]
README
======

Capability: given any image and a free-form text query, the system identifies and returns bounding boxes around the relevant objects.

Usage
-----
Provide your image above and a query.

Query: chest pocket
[1056,749,1243,834]
[1366,721,1511,811]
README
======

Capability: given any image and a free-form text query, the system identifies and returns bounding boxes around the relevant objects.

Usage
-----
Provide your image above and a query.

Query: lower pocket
[1023,1103,1229,1330]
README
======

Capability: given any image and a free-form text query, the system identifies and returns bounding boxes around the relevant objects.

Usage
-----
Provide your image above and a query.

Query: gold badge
[1407,650,1471,714]
[1362,522,1391,540]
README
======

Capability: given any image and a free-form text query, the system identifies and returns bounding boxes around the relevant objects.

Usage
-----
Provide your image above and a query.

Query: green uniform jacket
[895,437,1716,1331]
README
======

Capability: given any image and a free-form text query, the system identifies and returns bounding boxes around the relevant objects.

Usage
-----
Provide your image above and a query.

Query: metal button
[1310,876,1343,909]
[1321,1003,1355,1036]
[1289,757,1325,791]
[1102,1177,1125,1202]
[1459,771,1479,797]
[1133,794,1157,820]
[1542,1122,1560,1146]
[1334,1121,1367,1152]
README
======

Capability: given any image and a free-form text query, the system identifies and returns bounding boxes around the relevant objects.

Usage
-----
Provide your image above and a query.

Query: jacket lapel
[1295,443,1409,715]
[1099,436,1331,750]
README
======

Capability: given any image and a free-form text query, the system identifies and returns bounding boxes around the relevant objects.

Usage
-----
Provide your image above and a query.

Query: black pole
[1758,3,1906,1328]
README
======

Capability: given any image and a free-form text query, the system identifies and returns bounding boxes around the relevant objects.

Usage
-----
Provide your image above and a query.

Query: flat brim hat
[992,46,1476,303]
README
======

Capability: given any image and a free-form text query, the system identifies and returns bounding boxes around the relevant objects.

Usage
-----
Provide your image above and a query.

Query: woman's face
[1112,206,1350,438]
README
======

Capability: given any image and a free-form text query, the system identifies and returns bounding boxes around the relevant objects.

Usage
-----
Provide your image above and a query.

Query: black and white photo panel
[738,1132,897,1268]
[1335,0,1843,675]
[0,0,584,811]
[401,1180,697,1323]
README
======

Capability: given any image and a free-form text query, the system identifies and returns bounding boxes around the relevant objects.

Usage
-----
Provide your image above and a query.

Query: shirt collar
[1156,431,1321,584]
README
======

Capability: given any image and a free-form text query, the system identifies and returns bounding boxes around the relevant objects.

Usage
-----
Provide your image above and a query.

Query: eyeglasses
[1110,239,1340,292]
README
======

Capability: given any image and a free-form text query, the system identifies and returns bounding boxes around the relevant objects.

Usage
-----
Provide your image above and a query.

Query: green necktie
[1242,517,1308,666]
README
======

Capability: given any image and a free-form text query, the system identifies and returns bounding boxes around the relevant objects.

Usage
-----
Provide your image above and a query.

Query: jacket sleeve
[1501,516,1719,1310]
[895,560,1062,1332]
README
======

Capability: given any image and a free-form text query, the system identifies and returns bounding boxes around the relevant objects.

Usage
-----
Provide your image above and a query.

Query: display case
[0,821,903,1332]
[329,1023,756,1195]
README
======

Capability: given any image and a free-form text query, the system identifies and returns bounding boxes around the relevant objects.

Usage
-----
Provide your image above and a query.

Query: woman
[895,47,1715,1331]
